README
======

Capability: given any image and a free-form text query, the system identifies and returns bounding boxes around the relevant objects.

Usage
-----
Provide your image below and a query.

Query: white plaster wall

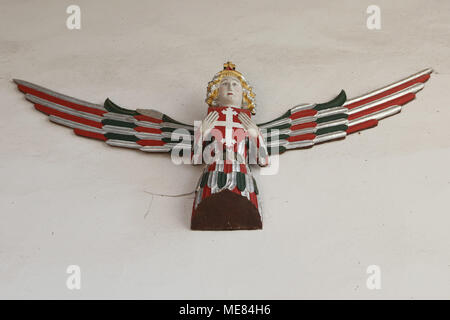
[0,0,449,299]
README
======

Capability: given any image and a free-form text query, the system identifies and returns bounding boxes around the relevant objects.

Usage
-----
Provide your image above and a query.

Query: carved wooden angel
[13,62,432,230]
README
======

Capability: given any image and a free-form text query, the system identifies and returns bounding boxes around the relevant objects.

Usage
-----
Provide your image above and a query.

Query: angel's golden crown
[219,61,243,78]
[223,61,236,70]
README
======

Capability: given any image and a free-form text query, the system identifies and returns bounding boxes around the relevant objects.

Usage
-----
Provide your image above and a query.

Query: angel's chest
[207,106,251,148]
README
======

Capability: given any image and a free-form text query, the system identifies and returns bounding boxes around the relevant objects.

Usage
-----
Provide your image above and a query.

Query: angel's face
[216,76,243,108]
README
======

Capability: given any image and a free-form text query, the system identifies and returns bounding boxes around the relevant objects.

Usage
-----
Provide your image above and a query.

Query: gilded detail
[206,61,257,114]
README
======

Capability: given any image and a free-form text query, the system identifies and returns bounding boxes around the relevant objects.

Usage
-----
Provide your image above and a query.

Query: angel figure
[13,62,432,230]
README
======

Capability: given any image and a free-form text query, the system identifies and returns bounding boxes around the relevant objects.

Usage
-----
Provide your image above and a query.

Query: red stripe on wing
[290,121,317,131]
[290,109,317,120]
[288,133,316,142]
[73,128,107,141]
[347,119,379,134]
[35,104,103,129]
[348,93,415,121]
[17,84,106,116]
[345,74,430,110]
[134,126,162,134]
[136,140,166,146]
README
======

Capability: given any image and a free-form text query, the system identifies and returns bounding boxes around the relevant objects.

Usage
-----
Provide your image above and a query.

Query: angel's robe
[190,106,269,230]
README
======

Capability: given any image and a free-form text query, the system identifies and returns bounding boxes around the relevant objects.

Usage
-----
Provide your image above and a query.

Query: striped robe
[191,106,269,230]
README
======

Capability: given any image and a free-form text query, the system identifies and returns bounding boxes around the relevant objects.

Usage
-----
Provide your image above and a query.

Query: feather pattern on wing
[13,79,194,153]
[257,68,432,154]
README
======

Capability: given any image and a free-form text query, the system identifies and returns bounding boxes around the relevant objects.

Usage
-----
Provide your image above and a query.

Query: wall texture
[0,0,449,299]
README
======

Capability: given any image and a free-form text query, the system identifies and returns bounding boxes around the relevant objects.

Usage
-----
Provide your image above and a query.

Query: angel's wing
[13,79,194,152]
[258,68,432,154]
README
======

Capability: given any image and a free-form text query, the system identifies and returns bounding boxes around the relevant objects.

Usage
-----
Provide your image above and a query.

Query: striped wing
[14,79,194,152]
[259,68,432,154]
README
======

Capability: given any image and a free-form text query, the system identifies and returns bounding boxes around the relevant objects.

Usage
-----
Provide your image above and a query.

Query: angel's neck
[218,104,242,109]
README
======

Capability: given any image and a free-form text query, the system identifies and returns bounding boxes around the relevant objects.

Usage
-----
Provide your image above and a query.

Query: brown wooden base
[191,189,262,231]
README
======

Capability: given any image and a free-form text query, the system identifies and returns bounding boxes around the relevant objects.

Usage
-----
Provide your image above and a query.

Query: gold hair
[206,62,256,114]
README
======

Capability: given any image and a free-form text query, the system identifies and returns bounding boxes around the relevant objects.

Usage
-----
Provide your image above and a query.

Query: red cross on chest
[207,106,251,149]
